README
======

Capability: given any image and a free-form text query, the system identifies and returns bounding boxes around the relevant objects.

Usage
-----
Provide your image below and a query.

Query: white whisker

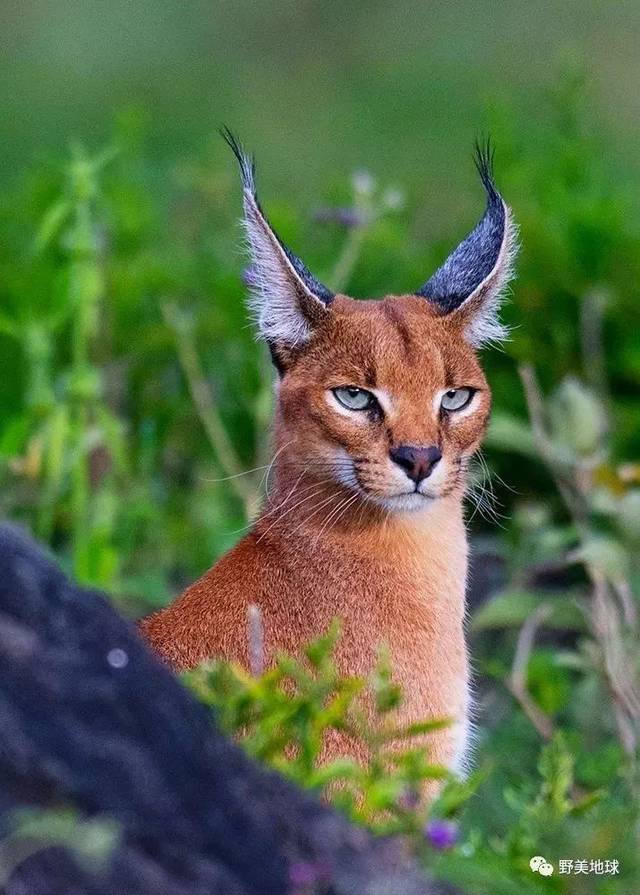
[286,491,345,540]
[258,439,294,495]
[226,471,311,536]
[465,452,506,527]
[256,482,336,543]
[313,490,361,546]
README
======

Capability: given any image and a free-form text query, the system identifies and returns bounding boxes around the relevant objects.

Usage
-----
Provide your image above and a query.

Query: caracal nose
[390,445,442,484]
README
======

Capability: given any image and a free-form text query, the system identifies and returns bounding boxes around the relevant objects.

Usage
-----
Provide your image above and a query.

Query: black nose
[390,445,442,484]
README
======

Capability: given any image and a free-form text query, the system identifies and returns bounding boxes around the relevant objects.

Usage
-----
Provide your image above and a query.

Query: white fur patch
[432,388,480,422]
[459,203,519,348]
[242,192,328,346]
[370,387,393,416]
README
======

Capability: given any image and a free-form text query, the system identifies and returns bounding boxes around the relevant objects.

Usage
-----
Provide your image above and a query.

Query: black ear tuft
[220,126,257,197]
[473,136,499,201]
[415,139,517,345]
[417,138,507,313]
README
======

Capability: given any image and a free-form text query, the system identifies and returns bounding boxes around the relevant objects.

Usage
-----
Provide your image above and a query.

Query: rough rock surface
[0,524,447,894]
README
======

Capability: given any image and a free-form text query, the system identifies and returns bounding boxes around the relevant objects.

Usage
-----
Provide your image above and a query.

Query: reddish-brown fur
[141,294,493,772]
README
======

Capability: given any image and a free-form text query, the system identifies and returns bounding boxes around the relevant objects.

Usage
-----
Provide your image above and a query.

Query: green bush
[186,621,637,894]
[186,620,459,836]
[1,77,639,891]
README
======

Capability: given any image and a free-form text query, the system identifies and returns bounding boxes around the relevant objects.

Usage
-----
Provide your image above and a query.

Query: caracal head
[222,129,517,513]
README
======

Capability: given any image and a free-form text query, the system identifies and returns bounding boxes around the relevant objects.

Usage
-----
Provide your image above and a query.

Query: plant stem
[330,225,368,294]
[518,364,589,532]
[162,300,258,518]
[508,603,555,740]
[328,178,375,293]
[518,362,640,758]
[580,288,611,430]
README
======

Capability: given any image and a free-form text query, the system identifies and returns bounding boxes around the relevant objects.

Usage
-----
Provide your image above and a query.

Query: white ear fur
[221,129,334,347]
[454,203,519,348]
[241,191,330,346]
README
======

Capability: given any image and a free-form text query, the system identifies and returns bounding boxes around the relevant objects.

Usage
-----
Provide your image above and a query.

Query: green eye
[333,386,376,411]
[441,387,474,412]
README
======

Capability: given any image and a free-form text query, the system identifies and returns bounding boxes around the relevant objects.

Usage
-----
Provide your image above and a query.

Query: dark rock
[0,524,443,895]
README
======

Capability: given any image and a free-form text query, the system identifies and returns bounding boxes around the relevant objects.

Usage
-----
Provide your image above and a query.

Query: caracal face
[276,294,491,513]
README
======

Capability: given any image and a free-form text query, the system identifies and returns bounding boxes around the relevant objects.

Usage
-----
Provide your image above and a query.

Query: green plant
[1,72,639,891]
[0,808,120,889]
[1,145,127,587]
[186,620,632,893]
[186,618,464,837]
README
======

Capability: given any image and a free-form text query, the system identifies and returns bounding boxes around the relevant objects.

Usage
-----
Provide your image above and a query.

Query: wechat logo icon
[530,856,554,876]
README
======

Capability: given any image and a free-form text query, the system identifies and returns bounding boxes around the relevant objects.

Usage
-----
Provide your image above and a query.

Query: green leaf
[0,416,30,457]
[306,758,361,788]
[34,199,72,252]
[549,376,607,457]
[382,718,451,743]
[485,412,538,457]
[304,618,341,666]
[433,766,489,816]
[573,536,630,579]
[618,490,640,543]
[471,591,586,632]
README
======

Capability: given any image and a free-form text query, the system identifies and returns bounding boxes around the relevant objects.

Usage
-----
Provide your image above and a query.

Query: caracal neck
[256,474,466,567]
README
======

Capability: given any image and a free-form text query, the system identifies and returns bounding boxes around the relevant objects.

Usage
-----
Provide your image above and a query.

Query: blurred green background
[1,2,640,892]
[2,0,640,195]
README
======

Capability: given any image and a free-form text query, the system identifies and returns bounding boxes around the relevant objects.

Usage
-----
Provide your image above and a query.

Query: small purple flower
[424,818,458,850]
[288,859,332,891]
[288,862,318,887]
[313,207,364,229]
[397,787,420,810]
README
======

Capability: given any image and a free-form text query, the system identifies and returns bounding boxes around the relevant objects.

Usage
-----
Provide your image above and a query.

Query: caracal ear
[221,128,334,352]
[416,139,518,347]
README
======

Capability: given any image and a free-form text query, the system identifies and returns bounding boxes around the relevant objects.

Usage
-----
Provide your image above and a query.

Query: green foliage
[1,74,639,891]
[431,733,633,895]
[186,621,453,837]
[0,808,120,888]
[187,624,638,893]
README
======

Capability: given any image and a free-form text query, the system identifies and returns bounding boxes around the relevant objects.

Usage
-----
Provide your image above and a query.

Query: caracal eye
[332,386,376,412]
[441,387,474,412]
